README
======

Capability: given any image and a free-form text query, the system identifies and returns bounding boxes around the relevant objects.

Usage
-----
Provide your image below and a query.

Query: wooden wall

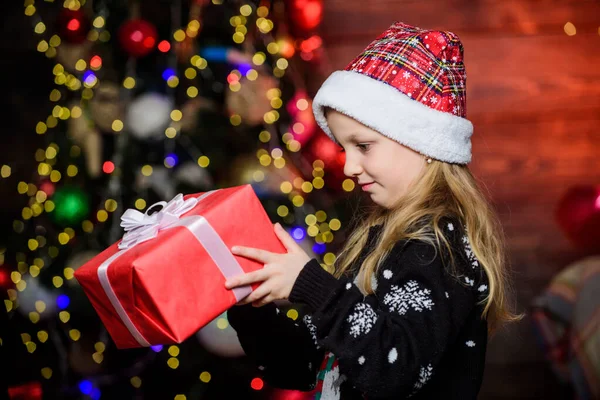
[315,1,600,398]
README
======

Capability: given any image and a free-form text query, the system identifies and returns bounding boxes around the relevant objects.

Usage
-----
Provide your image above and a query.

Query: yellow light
[246,69,258,81]
[187,86,198,98]
[276,207,290,219]
[301,182,313,193]
[199,371,211,383]
[286,308,299,320]
[97,210,108,222]
[292,195,304,207]
[197,156,210,168]
[34,22,46,34]
[18,182,28,194]
[287,140,301,152]
[13,220,25,233]
[4,300,12,312]
[185,67,197,79]
[233,32,245,44]
[38,330,49,343]
[69,329,81,341]
[46,115,58,128]
[342,179,355,192]
[22,207,33,220]
[94,342,106,353]
[82,220,93,233]
[274,158,285,169]
[25,5,36,16]
[123,77,136,89]
[28,239,39,251]
[271,98,283,109]
[305,214,317,226]
[167,358,180,369]
[30,265,41,277]
[112,119,124,132]
[99,31,111,42]
[66,165,78,177]
[564,22,576,36]
[93,16,105,28]
[324,252,337,265]
[188,20,201,32]
[71,106,82,118]
[230,114,242,126]
[50,170,61,182]
[276,58,289,70]
[36,122,48,134]
[130,376,142,388]
[165,127,177,138]
[253,170,265,182]
[64,267,75,280]
[58,232,70,245]
[49,35,61,48]
[168,345,180,357]
[280,182,292,193]
[252,52,266,65]
[141,165,153,176]
[194,57,208,70]
[230,16,241,27]
[105,199,117,212]
[167,76,179,88]
[75,59,87,71]
[259,154,272,166]
[240,4,252,16]
[45,147,58,159]
[258,130,270,142]
[35,301,46,313]
[273,67,285,78]
[29,312,40,324]
[1,165,11,178]
[41,368,53,379]
[174,395,186,400]
[11,271,21,284]
[92,352,104,364]
[27,183,38,196]
[135,199,146,210]
[174,29,186,42]
[26,341,37,352]
[257,6,269,17]
[229,82,241,92]
[329,219,341,231]
[267,42,279,54]
[171,110,183,121]
[16,280,27,292]
[44,201,55,213]
[38,163,51,176]
[59,311,70,323]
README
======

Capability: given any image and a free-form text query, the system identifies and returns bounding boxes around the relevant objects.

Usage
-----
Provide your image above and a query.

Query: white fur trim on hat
[312,70,473,164]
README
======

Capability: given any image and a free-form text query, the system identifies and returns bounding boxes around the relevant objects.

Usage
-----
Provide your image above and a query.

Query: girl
[225,22,520,399]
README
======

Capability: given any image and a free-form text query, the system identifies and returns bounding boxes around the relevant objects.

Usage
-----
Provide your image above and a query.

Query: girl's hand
[224,223,311,307]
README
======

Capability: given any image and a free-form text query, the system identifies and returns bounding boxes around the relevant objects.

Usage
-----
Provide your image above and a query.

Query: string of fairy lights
[1,0,355,397]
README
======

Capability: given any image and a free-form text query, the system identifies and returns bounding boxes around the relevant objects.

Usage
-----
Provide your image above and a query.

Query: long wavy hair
[333,160,522,332]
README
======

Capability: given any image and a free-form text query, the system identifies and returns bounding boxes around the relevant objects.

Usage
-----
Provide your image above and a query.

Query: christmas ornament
[556,185,600,250]
[50,186,90,226]
[118,19,158,58]
[57,8,90,44]
[287,0,323,34]
[126,93,173,140]
[226,74,278,127]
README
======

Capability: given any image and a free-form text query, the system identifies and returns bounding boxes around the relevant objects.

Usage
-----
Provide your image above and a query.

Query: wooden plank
[321,0,600,38]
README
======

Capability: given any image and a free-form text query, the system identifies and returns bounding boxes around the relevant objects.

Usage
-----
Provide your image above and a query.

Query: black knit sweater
[228,218,488,399]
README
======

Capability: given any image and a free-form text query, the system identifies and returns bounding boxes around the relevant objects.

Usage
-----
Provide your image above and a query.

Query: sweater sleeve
[227,301,325,391]
[289,221,486,399]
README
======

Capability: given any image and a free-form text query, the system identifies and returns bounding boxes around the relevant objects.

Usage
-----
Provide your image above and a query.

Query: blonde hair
[333,161,522,333]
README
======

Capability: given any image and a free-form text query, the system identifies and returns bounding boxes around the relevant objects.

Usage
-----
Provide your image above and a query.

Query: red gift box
[74,185,285,349]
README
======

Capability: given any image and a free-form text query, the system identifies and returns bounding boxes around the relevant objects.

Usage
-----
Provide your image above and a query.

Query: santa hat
[313,22,473,164]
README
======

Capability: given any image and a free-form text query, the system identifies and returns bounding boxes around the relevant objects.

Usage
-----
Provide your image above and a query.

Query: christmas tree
[0,0,363,398]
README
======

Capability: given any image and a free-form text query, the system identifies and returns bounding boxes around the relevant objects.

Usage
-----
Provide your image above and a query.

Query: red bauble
[57,9,90,44]
[118,19,158,58]
[555,185,600,250]
[287,0,323,34]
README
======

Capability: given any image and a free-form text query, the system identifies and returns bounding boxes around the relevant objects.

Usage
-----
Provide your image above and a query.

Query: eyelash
[339,143,370,153]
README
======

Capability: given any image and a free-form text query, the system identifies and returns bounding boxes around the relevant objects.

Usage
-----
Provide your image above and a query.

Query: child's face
[326,110,426,209]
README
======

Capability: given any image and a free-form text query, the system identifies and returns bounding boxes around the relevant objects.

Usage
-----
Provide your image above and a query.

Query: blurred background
[1,0,599,399]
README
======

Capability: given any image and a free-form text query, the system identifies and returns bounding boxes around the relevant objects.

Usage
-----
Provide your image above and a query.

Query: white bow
[118,194,199,250]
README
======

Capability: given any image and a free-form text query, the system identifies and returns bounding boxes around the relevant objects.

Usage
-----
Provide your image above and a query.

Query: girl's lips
[361,183,374,191]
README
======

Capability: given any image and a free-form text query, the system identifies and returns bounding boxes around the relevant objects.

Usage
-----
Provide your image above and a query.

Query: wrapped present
[74,185,285,349]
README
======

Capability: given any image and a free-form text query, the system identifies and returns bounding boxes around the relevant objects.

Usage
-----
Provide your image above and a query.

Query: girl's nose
[343,156,363,177]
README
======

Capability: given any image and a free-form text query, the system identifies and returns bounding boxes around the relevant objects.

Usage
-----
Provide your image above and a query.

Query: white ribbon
[118,193,199,250]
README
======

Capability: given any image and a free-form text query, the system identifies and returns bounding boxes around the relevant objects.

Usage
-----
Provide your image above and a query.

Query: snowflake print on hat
[347,303,378,338]
[383,280,435,315]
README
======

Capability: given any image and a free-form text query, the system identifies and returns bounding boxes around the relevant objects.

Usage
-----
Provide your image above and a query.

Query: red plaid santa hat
[313,22,473,164]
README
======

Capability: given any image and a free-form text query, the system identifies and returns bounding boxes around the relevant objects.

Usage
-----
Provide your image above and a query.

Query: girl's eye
[357,143,370,151]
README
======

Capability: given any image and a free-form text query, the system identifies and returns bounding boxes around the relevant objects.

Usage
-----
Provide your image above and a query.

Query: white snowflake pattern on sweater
[302,314,319,347]
[461,234,479,269]
[383,280,435,315]
[347,303,378,338]
[409,364,434,397]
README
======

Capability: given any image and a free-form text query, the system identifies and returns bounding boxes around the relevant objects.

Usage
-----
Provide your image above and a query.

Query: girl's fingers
[238,285,271,305]
[225,268,270,289]
[231,245,274,264]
